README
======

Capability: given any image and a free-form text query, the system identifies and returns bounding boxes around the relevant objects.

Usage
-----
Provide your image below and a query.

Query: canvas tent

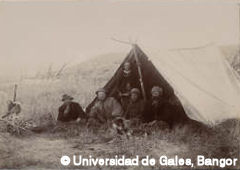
[86,44,240,125]
[147,44,240,125]
[86,44,190,125]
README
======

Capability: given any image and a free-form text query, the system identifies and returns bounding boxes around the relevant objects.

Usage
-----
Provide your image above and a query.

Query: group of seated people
[57,85,169,127]
[57,61,177,131]
[0,62,185,135]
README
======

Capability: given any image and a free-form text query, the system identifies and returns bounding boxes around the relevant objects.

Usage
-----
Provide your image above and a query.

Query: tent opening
[86,44,190,126]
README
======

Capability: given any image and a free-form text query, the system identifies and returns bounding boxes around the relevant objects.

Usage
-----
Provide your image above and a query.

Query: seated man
[117,62,140,110]
[118,82,132,111]
[88,88,123,128]
[145,86,188,128]
[111,88,145,137]
[57,94,85,122]
[124,88,145,124]
[144,86,169,123]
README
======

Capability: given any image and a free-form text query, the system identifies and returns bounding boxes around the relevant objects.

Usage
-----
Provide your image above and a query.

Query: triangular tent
[86,44,240,125]
[86,44,190,125]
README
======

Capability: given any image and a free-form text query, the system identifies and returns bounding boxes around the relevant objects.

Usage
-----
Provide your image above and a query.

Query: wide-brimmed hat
[130,88,140,95]
[61,94,74,101]
[95,88,107,95]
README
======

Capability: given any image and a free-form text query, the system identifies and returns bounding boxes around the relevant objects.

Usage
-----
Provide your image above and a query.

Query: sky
[0,0,239,78]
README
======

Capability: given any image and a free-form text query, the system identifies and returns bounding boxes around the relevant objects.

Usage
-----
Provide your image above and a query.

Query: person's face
[152,90,163,98]
[97,92,107,101]
[131,93,139,102]
[63,99,71,104]
[123,62,131,70]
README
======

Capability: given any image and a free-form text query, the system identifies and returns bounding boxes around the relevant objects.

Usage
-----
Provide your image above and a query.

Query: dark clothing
[57,102,85,122]
[117,70,139,92]
[119,91,131,112]
[117,69,140,111]
[144,98,170,123]
[144,97,188,128]
[124,99,145,120]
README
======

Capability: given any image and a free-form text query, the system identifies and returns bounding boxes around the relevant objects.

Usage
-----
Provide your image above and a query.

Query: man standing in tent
[124,88,145,126]
[117,62,140,111]
[88,88,123,128]
[57,94,85,123]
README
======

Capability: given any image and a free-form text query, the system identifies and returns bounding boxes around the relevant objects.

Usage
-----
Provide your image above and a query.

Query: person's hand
[76,118,81,123]
[118,91,122,97]
[63,105,70,116]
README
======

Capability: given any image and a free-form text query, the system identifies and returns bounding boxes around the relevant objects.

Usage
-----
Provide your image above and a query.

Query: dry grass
[1,121,240,169]
[0,53,240,169]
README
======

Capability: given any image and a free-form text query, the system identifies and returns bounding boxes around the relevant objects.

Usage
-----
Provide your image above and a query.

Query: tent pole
[13,84,17,102]
[111,37,132,45]
[110,38,147,101]
[132,44,147,101]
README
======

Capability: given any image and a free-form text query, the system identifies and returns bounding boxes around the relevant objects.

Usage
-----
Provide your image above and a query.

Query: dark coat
[144,98,171,122]
[116,69,141,111]
[57,102,85,122]
[124,99,145,120]
[144,97,188,127]
[117,70,140,93]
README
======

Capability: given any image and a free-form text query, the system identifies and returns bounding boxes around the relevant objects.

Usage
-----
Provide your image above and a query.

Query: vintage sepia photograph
[0,0,240,169]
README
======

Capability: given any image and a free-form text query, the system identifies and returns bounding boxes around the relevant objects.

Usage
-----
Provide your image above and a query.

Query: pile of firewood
[0,118,34,136]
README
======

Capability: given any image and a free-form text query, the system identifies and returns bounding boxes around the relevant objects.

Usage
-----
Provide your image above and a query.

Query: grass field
[0,52,240,169]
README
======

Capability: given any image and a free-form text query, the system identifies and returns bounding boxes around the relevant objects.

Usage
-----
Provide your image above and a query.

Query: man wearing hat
[144,86,189,128]
[144,86,170,122]
[124,88,145,126]
[57,94,85,122]
[88,88,123,128]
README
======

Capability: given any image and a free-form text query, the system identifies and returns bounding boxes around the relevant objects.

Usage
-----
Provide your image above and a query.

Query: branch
[55,63,68,77]
[110,37,133,46]
[169,42,215,51]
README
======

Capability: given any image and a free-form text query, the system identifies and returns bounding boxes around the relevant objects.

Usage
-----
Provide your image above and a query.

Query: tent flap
[148,45,240,124]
